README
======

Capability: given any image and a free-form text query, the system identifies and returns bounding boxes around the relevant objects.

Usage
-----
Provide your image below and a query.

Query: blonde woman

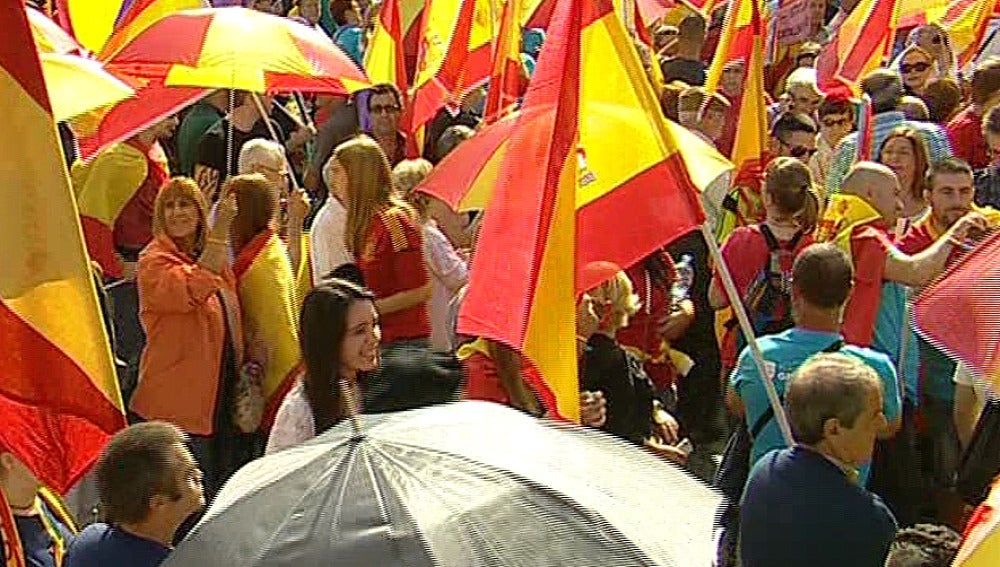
[394,158,469,351]
[335,136,431,346]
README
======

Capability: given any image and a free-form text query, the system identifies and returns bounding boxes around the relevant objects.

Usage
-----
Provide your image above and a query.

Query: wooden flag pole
[701,224,795,447]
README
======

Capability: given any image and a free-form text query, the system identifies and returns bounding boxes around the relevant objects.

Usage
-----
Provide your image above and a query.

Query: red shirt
[113,140,169,254]
[947,107,988,170]
[617,253,676,391]
[461,350,559,418]
[358,205,431,344]
[842,222,894,347]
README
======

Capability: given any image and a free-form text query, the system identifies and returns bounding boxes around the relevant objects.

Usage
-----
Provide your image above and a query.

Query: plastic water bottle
[672,254,694,303]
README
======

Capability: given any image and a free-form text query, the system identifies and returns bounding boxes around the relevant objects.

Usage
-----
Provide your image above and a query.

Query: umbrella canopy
[166,401,719,566]
[104,7,371,94]
[40,53,136,122]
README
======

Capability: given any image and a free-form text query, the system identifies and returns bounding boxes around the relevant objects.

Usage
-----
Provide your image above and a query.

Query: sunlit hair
[152,177,209,255]
[336,135,416,255]
[238,138,285,175]
[393,158,434,220]
[879,127,930,201]
[588,270,641,331]
[224,173,277,255]
[764,157,817,230]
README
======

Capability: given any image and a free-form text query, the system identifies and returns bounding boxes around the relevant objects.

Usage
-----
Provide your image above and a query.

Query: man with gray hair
[826,69,952,194]
[739,353,898,567]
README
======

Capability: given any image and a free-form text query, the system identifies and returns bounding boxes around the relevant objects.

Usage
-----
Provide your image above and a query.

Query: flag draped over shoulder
[457,0,705,421]
[816,0,901,95]
[232,230,303,427]
[913,230,1000,394]
[0,1,124,494]
[814,193,883,258]
[483,0,525,124]
[704,0,767,242]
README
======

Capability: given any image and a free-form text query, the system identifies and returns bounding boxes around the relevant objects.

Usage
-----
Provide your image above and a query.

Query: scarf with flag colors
[232,229,303,428]
[0,0,124,495]
[816,0,901,95]
[815,193,884,258]
[457,0,704,421]
[1,487,78,567]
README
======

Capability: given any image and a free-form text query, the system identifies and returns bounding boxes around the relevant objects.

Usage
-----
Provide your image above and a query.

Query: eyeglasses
[780,139,818,159]
[931,35,942,45]
[370,104,400,115]
[822,117,852,128]
[900,62,931,74]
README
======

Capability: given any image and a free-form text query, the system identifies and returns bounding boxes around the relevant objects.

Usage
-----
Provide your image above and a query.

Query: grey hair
[238,138,285,175]
[786,353,882,445]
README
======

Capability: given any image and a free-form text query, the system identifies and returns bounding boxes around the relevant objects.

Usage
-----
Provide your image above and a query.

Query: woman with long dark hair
[266,280,381,452]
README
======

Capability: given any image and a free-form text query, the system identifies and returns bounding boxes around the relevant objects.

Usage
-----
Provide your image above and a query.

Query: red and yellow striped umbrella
[103,7,371,94]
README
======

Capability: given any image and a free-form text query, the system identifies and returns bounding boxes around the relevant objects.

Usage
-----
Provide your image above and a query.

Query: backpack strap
[747,338,844,440]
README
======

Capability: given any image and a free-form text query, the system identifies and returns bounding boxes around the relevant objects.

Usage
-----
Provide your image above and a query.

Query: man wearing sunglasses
[810,94,855,203]
[717,113,818,241]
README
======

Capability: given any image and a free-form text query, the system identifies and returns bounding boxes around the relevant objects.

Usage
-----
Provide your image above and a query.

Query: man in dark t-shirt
[64,423,204,567]
[660,14,707,86]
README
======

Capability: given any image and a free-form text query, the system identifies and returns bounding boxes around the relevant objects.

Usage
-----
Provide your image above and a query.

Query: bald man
[819,161,984,524]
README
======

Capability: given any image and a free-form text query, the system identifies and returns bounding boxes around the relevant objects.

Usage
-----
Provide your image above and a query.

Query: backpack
[723,224,804,361]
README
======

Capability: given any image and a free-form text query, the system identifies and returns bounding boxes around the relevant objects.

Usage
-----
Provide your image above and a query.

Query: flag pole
[701,224,795,446]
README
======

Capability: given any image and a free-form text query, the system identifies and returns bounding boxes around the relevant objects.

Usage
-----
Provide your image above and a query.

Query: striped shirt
[825,111,952,195]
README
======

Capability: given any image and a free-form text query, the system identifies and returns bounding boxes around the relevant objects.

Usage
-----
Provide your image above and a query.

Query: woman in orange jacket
[130,177,257,497]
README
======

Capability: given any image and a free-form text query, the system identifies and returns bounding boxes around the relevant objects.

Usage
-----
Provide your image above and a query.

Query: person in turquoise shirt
[329,0,364,65]
[728,243,902,486]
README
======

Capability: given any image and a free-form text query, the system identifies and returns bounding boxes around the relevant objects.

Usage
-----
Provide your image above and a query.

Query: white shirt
[266,381,314,454]
[309,196,352,282]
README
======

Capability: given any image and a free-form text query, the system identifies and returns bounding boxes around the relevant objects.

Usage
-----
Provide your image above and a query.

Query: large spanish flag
[57,0,207,57]
[0,1,124,494]
[483,0,525,124]
[457,0,705,421]
[816,0,901,95]
[954,477,1000,565]
[232,230,302,428]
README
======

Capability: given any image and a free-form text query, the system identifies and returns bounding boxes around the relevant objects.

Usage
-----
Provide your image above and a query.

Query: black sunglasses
[370,104,400,115]
[780,139,818,159]
[900,62,931,74]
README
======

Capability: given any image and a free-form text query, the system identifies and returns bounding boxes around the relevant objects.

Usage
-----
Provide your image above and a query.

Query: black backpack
[741,224,803,337]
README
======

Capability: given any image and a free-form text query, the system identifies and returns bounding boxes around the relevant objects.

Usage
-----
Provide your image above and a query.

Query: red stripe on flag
[108,11,212,67]
[232,229,275,279]
[576,155,705,292]
[838,0,897,79]
[0,1,52,113]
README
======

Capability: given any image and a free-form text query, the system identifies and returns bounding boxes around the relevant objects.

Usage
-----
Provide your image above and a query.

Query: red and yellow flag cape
[232,230,303,427]
[1,0,125,497]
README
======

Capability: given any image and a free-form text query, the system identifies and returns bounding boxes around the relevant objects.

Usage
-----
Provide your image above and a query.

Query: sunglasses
[822,117,851,128]
[780,140,817,159]
[370,104,400,115]
[900,62,931,74]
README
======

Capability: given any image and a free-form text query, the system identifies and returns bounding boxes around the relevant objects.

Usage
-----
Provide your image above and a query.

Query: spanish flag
[704,0,767,242]
[458,0,705,421]
[365,0,409,98]
[954,476,1000,566]
[0,1,124,494]
[232,229,302,428]
[483,0,525,124]
[814,193,883,259]
[56,0,207,58]
[900,0,997,68]
[816,0,901,95]
[408,0,495,144]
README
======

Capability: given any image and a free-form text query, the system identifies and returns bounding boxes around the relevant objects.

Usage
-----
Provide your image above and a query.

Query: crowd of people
[6,0,1000,565]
